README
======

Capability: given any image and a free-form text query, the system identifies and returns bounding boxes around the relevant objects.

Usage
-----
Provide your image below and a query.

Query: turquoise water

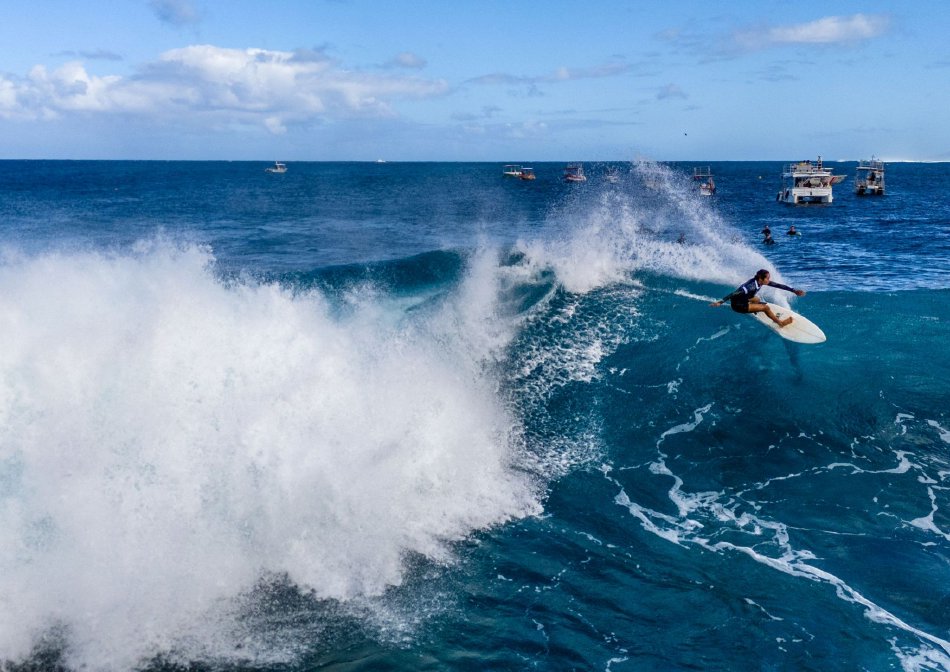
[1,160,949,671]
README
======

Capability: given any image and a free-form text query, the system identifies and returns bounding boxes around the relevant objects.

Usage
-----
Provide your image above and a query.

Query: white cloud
[264,116,287,134]
[657,83,687,100]
[507,120,548,138]
[467,59,632,87]
[451,105,502,122]
[734,13,891,51]
[385,52,427,69]
[0,45,449,133]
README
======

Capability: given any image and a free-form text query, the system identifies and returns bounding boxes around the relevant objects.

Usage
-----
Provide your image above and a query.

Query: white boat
[855,157,885,195]
[564,163,587,182]
[265,161,287,174]
[693,166,716,196]
[776,156,840,204]
[503,164,523,177]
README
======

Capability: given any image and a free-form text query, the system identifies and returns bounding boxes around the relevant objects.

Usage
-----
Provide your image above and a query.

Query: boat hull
[777,187,833,204]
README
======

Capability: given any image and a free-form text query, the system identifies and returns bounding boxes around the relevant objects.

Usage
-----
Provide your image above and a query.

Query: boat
[503,164,523,177]
[265,161,287,173]
[855,157,885,196]
[604,166,621,183]
[693,166,716,196]
[776,156,841,204]
[519,167,536,181]
[564,163,587,182]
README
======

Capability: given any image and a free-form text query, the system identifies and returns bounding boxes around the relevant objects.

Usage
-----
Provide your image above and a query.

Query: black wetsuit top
[721,277,796,312]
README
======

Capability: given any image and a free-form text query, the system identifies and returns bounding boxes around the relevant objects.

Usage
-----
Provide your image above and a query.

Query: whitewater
[1,159,949,671]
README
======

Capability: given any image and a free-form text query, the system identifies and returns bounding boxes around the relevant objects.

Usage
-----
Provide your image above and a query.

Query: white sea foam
[0,242,542,669]
[609,409,950,664]
[510,160,794,309]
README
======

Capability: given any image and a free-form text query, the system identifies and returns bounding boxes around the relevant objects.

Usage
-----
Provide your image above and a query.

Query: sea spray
[2,160,949,670]
[519,160,784,295]
[0,242,541,669]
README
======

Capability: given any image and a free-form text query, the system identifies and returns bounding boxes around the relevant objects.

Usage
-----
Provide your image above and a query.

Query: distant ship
[265,161,287,174]
[855,157,885,196]
[776,156,843,204]
[563,163,587,182]
[693,166,716,196]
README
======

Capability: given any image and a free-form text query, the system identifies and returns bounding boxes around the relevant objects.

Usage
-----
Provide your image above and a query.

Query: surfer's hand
[710,300,722,307]
[795,289,806,297]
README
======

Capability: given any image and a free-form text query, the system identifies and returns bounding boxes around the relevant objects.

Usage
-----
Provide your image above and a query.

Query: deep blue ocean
[1,159,949,671]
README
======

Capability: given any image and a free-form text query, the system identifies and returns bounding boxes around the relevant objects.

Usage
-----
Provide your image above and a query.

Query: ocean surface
[1,159,949,671]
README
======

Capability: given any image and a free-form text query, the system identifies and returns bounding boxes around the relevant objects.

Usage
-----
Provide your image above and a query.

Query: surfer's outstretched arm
[769,281,806,297]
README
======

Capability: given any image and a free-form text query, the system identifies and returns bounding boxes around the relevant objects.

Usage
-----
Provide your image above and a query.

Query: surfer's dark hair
[755,269,770,280]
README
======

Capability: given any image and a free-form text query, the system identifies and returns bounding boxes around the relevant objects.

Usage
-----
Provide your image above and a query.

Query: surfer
[763,231,775,245]
[709,270,806,327]
[787,225,800,236]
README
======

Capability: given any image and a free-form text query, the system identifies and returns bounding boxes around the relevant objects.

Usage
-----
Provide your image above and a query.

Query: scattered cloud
[149,0,202,27]
[55,49,123,62]
[506,120,548,139]
[658,13,892,62]
[752,64,798,83]
[451,105,502,122]
[451,119,549,139]
[732,14,891,52]
[384,52,427,69]
[0,45,449,133]
[657,83,687,100]
[466,59,633,88]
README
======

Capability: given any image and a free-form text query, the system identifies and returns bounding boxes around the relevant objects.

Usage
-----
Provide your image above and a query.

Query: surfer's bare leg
[748,302,793,327]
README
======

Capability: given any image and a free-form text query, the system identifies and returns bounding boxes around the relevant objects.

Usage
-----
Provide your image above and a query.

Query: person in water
[761,225,771,236]
[787,225,800,236]
[710,269,806,327]
[763,231,775,245]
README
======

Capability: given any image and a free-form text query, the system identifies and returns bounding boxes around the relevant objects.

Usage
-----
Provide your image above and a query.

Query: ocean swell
[0,242,540,669]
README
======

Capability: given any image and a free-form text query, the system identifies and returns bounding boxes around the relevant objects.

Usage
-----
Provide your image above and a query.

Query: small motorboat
[564,163,587,182]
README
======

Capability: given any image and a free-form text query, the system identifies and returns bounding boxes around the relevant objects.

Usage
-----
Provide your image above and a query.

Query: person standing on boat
[710,269,806,327]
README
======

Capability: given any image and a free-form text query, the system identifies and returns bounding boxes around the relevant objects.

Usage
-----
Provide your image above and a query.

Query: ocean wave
[3,161,949,670]
[0,241,543,669]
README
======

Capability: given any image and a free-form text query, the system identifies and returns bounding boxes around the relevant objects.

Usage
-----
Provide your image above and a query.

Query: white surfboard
[751,302,826,344]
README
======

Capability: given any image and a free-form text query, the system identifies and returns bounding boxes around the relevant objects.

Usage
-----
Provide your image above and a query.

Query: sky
[0,0,948,161]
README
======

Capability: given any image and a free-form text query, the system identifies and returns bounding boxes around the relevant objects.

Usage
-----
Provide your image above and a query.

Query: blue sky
[1,1,947,161]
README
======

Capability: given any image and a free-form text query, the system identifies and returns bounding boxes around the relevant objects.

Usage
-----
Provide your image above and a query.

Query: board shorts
[729,299,750,314]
